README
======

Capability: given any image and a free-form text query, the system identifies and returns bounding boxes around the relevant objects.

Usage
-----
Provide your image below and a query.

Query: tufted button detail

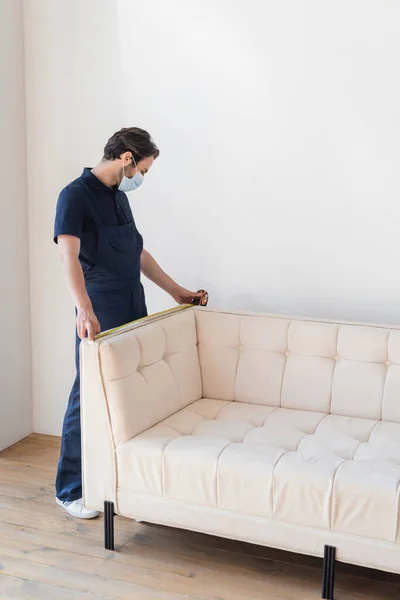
[285,351,290,357]
[385,360,391,367]
[334,355,340,361]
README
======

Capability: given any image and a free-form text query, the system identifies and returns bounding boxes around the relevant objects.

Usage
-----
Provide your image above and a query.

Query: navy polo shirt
[54,168,137,277]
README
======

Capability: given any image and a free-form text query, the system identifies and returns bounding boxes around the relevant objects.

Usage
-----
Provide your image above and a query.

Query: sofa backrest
[98,309,202,445]
[195,310,400,423]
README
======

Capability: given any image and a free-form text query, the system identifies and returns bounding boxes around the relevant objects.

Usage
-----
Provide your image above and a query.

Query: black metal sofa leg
[104,501,115,551]
[322,545,336,599]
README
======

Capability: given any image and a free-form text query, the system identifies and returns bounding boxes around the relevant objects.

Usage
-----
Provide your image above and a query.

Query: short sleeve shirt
[54,168,137,275]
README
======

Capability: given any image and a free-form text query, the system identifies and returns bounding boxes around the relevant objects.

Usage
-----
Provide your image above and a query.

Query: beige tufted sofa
[81,306,400,593]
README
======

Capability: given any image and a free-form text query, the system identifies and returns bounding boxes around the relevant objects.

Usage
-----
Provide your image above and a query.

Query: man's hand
[170,286,202,305]
[76,305,101,341]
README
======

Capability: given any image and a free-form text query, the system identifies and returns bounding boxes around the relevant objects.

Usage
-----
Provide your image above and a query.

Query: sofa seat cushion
[117,399,400,543]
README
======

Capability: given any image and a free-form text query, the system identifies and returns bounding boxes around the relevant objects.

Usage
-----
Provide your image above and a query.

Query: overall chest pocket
[109,233,136,252]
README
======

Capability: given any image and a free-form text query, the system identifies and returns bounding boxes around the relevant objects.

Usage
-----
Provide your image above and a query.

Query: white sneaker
[56,497,99,519]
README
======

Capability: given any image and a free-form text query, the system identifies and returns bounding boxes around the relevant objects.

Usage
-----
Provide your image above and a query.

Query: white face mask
[118,156,144,192]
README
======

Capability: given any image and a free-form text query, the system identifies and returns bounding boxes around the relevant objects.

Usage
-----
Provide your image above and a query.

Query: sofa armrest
[80,338,118,512]
[81,308,202,511]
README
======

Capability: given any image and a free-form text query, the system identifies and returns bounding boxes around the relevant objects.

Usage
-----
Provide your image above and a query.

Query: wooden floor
[0,436,399,600]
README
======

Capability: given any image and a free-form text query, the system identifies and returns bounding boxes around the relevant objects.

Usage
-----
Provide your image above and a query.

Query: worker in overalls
[54,127,201,518]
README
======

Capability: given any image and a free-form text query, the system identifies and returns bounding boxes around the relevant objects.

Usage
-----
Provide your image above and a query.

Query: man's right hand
[76,305,101,341]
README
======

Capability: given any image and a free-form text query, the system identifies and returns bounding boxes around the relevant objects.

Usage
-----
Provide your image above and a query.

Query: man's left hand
[171,286,202,305]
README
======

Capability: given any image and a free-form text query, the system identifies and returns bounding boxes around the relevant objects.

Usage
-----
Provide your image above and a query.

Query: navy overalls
[54,168,147,502]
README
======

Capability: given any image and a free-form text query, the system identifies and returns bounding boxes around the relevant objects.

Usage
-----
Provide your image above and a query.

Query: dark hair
[103,127,160,162]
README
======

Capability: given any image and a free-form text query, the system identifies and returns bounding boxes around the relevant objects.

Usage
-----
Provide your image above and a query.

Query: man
[54,127,201,519]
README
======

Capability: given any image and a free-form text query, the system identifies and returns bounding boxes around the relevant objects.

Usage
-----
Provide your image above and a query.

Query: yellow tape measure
[93,289,208,341]
[192,289,209,307]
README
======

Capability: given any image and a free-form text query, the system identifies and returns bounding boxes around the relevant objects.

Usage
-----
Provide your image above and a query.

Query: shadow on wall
[227,294,276,314]
[227,294,335,318]
[226,293,400,327]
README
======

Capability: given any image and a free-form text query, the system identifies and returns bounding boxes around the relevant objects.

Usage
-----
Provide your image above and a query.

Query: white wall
[24,0,126,434]
[0,0,33,450]
[119,0,400,322]
[25,0,400,435]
